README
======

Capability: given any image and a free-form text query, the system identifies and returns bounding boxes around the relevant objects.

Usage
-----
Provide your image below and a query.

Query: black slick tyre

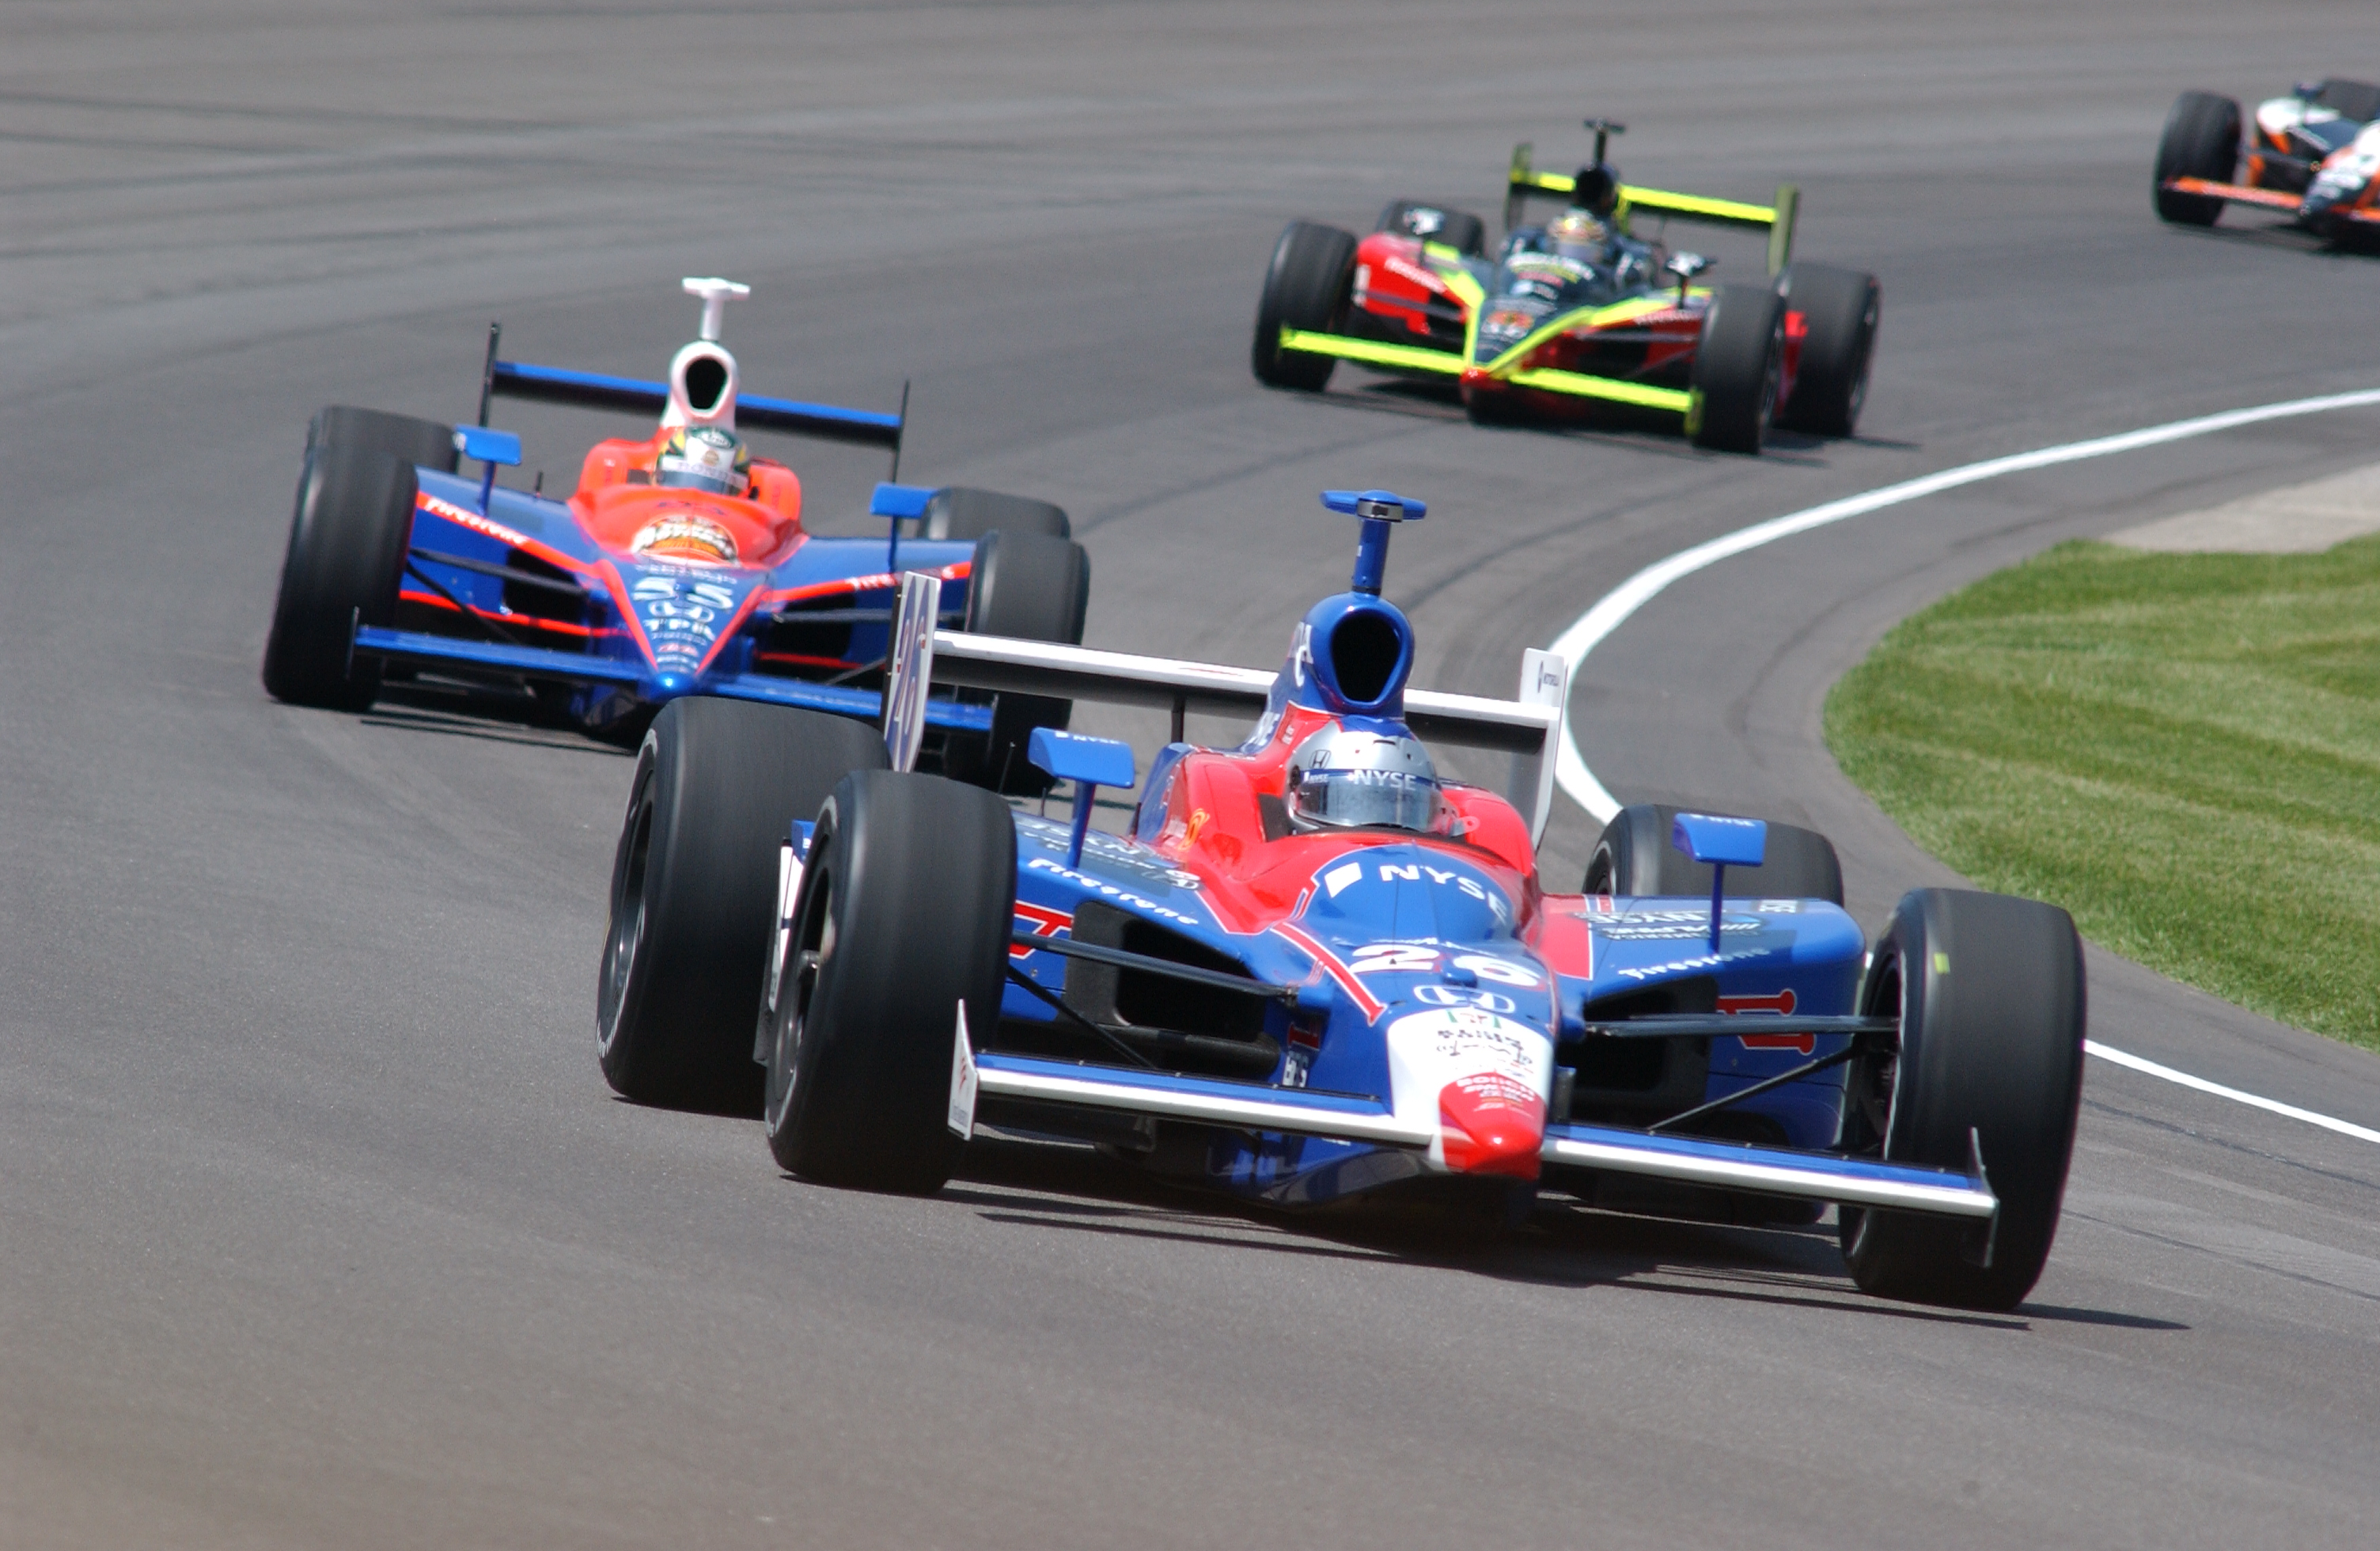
[260,421,442,710]
[2154,91,2241,226]
[1252,220,1357,390]
[922,486,1071,541]
[762,770,1017,1193]
[944,529,1090,795]
[1688,284,1786,454]
[1374,200,1487,258]
[1775,264,1880,438]
[1582,802,1844,905]
[598,699,889,1113]
[305,404,460,475]
[1839,889,2086,1311]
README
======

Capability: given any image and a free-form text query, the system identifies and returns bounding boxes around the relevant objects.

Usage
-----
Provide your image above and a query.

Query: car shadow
[362,687,634,756]
[942,1137,2185,1331]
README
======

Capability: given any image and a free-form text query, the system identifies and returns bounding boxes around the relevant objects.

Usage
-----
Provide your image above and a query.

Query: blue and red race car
[600,490,2086,1313]
[261,277,1089,788]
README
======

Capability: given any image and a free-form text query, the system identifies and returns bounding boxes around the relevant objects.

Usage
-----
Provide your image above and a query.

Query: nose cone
[1438,1071,1544,1180]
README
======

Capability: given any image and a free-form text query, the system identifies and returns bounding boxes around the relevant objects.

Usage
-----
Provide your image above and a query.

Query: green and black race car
[1252,121,1881,455]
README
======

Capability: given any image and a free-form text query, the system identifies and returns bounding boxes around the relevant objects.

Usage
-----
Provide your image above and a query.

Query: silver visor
[1292,768,1442,832]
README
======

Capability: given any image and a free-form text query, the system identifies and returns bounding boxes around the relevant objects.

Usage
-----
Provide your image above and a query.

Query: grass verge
[1825,534,2380,1050]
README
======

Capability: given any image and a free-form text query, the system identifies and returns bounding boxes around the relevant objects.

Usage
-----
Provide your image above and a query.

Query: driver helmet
[1547,208,1612,264]
[655,424,750,495]
[1287,725,1443,832]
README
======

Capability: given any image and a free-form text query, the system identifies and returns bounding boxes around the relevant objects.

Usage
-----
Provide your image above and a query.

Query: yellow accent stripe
[1502,370,1695,414]
[1277,328,1463,375]
[1441,267,1485,310]
[1617,186,1778,227]
[1474,294,1697,377]
[1519,170,1576,195]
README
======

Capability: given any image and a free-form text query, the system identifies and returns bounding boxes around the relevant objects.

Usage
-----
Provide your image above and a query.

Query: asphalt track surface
[8,3,2380,1545]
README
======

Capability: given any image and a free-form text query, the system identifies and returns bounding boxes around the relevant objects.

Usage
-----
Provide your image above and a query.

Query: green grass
[1825,533,2380,1049]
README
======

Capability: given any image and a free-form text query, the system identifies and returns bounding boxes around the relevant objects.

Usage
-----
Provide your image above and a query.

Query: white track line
[1545,385,2380,1147]
[2085,1041,2380,1145]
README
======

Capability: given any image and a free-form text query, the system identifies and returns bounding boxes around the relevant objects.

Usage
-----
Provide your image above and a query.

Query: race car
[2155,78,2380,237]
[261,277,1090,789]
[1251,120,1882,453]
[598,488,2086,1313]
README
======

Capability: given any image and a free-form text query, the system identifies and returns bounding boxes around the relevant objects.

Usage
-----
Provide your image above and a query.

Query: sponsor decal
[1413,984,1518,1014]
[630,514,738,566]
[1719,988,1813,1054]
[946,1002,979,1140]
[1383,255,1444,290]
[1022,856,1204,928]
[417,490,534,551]
[1010,901,1073,960]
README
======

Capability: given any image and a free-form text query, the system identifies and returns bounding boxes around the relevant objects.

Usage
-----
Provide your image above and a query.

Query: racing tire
[1775,264,1880,438]
[305,404,460,476]
[260,424,428,710]
[1838,889,2086,1312]
[1688,284,1786,454]
[762,769,1017,1193]
[1374,200,1488,258]
[1582,802,1844,905]
[1252,220,1357,391]
[597,698,889,1114]
[943,529,1090,796]
[922,486,1071,542]
[2154,91,2241,226]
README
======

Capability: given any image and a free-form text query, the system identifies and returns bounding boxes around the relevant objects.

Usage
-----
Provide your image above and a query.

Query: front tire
[2154,91,2241,226]
[1582,802,1844,905]
[763,770,1017,1193]
[260,411,447,709]
[1839,889,2086,1311]
[1775,264,1880,438]
[922,486,1071,541]
[1252,221,1357,391]
[597,699,889,1113]
[944,529,1090,795]
[1688,285,1786,454]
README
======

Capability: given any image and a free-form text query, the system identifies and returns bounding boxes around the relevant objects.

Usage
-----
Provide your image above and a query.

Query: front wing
[969,1050,1998,1222]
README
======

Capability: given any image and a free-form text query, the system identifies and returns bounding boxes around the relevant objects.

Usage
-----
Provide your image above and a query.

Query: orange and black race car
[1250,120,1881,455]
[2155,79,2380,238]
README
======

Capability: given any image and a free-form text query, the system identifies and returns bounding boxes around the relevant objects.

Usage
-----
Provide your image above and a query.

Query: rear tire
[945,529,1090,795]
[1839,889,2086,1311]
[1374,200,1487,258]
[922,486,1071,541]
[1688,285,1786,454]
[1775,264,1880,438]
[763,770,1017,1193]
[2154,91,2241,226]
[1252,221,1357,390]
[1582,802,1844,905]
[597,699,889,1113]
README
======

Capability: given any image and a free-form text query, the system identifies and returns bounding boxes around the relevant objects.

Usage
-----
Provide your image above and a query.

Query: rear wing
[472,323,907,464]
[1505,142,1800,277]
[879,575,1571,844]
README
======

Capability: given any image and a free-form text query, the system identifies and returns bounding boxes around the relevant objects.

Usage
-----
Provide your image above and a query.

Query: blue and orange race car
[599,490,2087,1313]
[261,278,1090,789]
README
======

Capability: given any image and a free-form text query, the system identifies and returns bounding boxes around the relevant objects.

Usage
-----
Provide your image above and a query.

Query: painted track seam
[1544,385,2380,1146]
